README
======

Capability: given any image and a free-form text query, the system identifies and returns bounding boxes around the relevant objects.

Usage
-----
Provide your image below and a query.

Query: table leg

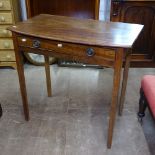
[12,33,29,121]
[44,55,52,97]
[119,53,131,116]
[107,48,123,148]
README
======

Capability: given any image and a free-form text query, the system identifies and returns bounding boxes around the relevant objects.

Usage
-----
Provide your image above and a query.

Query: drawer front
[0,25,12,37]
[17,37,115,60]
[0,13,13,24]
[0,39,14,49]
[0,0,11,10]
[0,50,15,61]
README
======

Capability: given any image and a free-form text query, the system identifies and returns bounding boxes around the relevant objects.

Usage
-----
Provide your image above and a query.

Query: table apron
[18,46,115,68]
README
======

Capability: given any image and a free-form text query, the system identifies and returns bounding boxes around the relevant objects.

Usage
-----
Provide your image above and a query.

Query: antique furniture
[25,0,100,65]
[138,75,155,121]
[111,0,155,67]
[0,0,20,69]
[8,14,143,148]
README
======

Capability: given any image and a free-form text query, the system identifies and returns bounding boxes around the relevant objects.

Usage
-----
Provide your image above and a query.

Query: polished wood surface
[111,0,155,67]
[9,15,143,148]
[26,0,100,20]
[8,14,143,48]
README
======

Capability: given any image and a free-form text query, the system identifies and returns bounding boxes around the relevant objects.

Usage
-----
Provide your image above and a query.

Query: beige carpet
[0,64,154,155]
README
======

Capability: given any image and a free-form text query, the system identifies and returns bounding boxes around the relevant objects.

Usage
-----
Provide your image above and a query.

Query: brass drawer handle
[4,42,10,48]
[6,55,11,59]
[86,48,95,57]
[0,16,5,22]
[2,30,8,35]
[33,40,40,48]
[0,2,3,8]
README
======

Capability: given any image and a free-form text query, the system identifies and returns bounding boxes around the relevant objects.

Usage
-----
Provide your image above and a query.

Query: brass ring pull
[4,42,10,48]
[0,16,5,22]
[86,48,95,57]
[2,30,8,35]
[33,40,40,48]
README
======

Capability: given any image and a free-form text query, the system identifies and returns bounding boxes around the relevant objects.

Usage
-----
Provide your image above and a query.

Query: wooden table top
[8,14,143,48]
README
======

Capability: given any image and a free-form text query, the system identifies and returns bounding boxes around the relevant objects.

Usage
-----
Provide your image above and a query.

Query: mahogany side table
[8,14,143,148]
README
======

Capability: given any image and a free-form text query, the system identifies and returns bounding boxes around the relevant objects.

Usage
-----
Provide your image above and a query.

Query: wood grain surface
[8,14,143,48]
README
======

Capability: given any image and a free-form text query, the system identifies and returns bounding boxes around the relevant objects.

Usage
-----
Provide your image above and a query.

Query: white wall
[99,0,111,21]
[20,0,27,20]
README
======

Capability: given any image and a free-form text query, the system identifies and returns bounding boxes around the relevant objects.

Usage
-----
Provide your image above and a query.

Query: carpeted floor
[0,64,154,155]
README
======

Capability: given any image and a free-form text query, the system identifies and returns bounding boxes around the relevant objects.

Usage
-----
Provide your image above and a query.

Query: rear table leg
[119,52,131,116]
[44,55,52,97]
